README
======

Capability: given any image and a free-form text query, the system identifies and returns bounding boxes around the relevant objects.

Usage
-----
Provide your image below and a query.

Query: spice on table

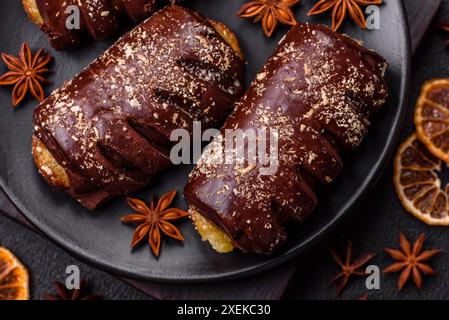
[121,190,189,257]
[327,240,375,296]
[307,0,382,31]
[237,0,300,37]
[0,42,52,106]
[0,247,29,300]
[384,233,441,290]
[44,279,102,300]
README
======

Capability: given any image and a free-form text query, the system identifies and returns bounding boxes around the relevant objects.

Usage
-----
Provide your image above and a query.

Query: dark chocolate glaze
[33,6,244,209]
[184,24,389,255]
[35,0,185,50]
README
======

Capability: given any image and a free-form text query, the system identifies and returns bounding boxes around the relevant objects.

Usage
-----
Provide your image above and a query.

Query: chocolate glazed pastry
[32,5,244,210]
[184,23,389,255]
[22,0,186,50]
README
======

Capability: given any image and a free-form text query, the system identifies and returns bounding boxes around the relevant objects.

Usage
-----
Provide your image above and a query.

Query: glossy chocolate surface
[184,24,388,254]
[35,0,184,49]
[33,5,244,209]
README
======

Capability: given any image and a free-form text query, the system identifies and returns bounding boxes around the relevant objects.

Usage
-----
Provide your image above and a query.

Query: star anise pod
[308,0,382,31]
[121,190,189,256]
[238,0,300,37]
[384,233,441,290]
[0,42,51,106]
[327,240,375,296]
[43,279,102,300]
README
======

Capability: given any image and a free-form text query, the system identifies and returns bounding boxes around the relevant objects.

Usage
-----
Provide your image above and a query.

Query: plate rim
[0,0,412,283]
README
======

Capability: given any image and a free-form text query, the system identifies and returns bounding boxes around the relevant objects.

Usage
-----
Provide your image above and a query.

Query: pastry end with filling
[208,20,244,60]
[22,0,43,26]
[189,207,234,253]
[32,135,70,189]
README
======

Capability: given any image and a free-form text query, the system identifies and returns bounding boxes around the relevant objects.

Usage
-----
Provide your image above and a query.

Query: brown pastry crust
[32,6,244,210]
[184,23,389,255]
[22,0,43,26]
[32,136,70,189]
[208,21,243,60]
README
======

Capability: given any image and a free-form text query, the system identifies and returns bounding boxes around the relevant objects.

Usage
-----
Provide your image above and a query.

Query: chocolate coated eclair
[184,23,388,255]
[33,6,244,209]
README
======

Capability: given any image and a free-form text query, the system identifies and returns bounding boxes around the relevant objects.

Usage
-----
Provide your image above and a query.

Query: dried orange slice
[394,134,449,226]
[415,79,449,163]
[0,247,29,300]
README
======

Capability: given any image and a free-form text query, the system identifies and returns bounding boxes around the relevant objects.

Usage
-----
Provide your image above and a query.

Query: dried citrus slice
[394,134,449,226]
[415,79,449,163]
[0,247,29,300]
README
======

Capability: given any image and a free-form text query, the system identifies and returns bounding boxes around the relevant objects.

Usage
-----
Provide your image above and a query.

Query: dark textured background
[1,0,449,300]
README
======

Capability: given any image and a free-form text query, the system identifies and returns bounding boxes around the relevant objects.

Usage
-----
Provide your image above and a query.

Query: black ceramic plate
[0,0,410,282]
